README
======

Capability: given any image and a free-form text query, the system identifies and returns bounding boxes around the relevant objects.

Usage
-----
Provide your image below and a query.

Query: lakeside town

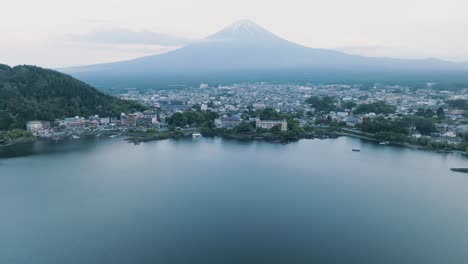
[19,82,468,151]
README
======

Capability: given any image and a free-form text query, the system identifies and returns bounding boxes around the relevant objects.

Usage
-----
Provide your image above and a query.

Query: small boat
[352,148,361,152]
[109,134,117,138]
[192,133,202,138]
[72,135,80,139]
[96,133,101,137]
[379,141,389,145]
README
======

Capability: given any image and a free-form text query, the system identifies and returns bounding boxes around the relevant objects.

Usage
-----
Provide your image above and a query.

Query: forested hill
[0,64,145,130]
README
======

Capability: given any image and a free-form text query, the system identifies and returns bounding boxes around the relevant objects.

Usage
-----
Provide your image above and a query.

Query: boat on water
[96,133,101,137]
[72,135,80,139]
[379,141,390,145]
[192,133,202,138]
[109,134,117,138]
[352,148,361,152]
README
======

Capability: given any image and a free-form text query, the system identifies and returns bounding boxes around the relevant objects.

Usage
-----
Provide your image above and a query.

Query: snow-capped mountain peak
[224,19,263,33]
[62,19,468,90]
[208,19,279,41]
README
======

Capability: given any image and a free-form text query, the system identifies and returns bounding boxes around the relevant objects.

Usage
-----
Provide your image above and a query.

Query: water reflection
[2,136,468,264]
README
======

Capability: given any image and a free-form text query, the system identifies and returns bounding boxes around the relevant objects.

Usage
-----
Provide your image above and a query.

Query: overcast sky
[2,0,467,68]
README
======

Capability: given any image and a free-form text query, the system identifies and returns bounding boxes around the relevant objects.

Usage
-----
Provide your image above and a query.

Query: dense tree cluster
[436,107,445,119]
[234,108,304,140]
[255,107,283,120]
[0,129,33,142]
[446,99,468,110]
[234,121,256,133]
[304,96,337,112]
[0,64,146,130]
[341,101,357,110]
[414,107,445,119]
[415,108,435,118]
[166,110,218,128]
[354,101,396,114]
[361,116,437,135]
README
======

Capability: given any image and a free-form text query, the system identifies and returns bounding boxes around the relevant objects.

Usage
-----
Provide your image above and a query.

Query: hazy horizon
[2,0,468,68]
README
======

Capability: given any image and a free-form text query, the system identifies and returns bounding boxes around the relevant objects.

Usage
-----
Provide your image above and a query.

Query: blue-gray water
[1,137,468,264]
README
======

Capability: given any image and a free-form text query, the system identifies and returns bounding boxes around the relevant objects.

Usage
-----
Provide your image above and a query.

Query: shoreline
[2,129,468,158]
[0,137,36,148]
[339,131,467,155]
[122,129,468,157]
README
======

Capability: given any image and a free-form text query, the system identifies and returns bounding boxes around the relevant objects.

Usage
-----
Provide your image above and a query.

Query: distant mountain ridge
[0,64,145,130]
[61,20,468,90]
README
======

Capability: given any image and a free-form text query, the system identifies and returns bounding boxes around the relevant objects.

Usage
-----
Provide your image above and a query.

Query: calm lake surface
[2,136,468,264]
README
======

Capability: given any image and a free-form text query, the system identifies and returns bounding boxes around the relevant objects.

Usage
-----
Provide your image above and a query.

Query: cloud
[68,28,191,46]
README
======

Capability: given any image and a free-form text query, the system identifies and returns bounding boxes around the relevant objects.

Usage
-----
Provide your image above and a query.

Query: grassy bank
[124,130,188,144]
[340,128,467,155]
[0,129,35,148]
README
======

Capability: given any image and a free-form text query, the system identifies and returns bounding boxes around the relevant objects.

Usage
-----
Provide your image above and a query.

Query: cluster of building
[120,83,311,115]
[214,116,288,131]
[120,82,468,144]
[255,118,288,131]
[24,82,468,145]
[26,110,159,137]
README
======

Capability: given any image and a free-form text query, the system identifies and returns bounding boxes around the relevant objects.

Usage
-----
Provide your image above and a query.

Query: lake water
[1,136,468,264]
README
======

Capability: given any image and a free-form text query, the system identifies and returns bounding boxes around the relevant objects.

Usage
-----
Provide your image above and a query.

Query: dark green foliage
[341,101,357,110]
[409,116,437,135]
[0,110,13,130]
[166,110,218,128]
[0,64,146,130]
[0,129,33,142]
[235,121,255,133]
[305,96,336,112]
[428,140,451,149]
[354,101,396,114]
[361,116,436,135]
[436,107,445,119]
[315,115,333,125]
[252,108,302,132]
[415,108,435,118]
[361,117,409,134]
[446,99,468,110]
[255,107,283,120]
[374,131,408,142]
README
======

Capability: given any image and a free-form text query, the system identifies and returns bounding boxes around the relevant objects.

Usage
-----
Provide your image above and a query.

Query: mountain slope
[0,64,145,130]
[62,20,468,90]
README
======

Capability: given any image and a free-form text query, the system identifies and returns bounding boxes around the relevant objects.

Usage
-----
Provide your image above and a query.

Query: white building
[62,116,85,128]
[255,118,287,131]
[215,117,242,129]
[26,121,44,134]
[100,117,110,125]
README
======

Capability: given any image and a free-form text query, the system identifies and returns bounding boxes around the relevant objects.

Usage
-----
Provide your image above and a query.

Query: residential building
[215,116,242,129]
[255,118,287,131]
[26,121,50,134]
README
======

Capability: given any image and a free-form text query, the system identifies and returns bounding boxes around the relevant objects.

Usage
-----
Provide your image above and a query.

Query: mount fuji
[62,20,468,90]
